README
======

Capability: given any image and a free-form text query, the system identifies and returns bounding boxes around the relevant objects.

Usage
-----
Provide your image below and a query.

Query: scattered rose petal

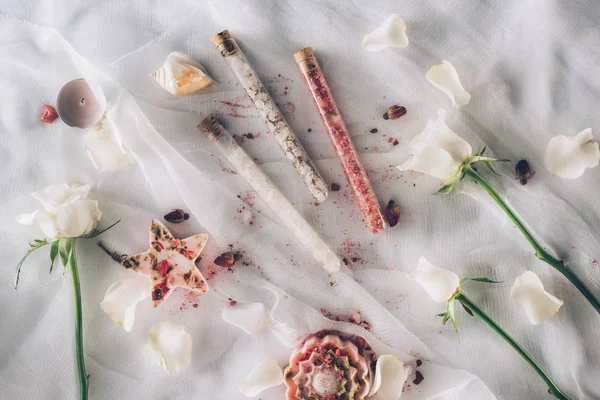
[40,104,59,124]
[100,278,151,332]
[544,128,600,179]
[363,14,409,51]
[397,109,472,181]
[426,61,471,107]
[409,257,460,303]
[143,321,192,376]
[83,117,135,172]
[238,358,283,397]
[222,302,272,335]
[510,271,563,325]
[370,355,411,399]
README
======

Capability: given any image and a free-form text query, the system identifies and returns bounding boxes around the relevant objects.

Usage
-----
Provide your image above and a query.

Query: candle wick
[81,98,85,104]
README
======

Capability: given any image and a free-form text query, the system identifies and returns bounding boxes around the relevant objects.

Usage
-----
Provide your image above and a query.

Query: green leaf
[80,220,121,239]
[14,238,50,289]
[58,238,73,268]
[465,277,503,284]
[49,240,59,274]
[483,160,500,176]
[437,182,456,194]
[437,170,464,195]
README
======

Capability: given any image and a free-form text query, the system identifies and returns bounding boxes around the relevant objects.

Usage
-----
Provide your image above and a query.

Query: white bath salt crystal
[241,209,255,225]
[222,302,272,335]
[238,358,284,397]
[426,60,471,107]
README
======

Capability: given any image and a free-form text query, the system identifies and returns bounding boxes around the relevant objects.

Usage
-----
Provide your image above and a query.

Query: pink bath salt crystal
[294,47,385,233]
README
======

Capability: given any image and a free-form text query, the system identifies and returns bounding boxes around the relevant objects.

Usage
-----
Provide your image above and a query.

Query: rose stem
[68,240,89,400]
[462,164,600,315]
[456,292,571,400]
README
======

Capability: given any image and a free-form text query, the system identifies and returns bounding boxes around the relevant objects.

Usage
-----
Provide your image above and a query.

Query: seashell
[149,52,216,95]
[363,14,409,51]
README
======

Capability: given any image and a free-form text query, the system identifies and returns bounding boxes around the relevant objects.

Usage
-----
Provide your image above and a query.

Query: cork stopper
[197,115,225,142]
[212,30,238,56]
[293,47,315,64]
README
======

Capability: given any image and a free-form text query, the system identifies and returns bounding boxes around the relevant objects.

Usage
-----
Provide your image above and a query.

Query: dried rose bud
[515,160,535,185]
[330,183,341,192]
[164,209,190,224]
[40,104,59,124]
[385,199,401,227]
[383,105,407,120]
[214,251,241,268]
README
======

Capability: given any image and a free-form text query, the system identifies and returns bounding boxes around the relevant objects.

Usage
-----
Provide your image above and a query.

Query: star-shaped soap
[121,219,209,307]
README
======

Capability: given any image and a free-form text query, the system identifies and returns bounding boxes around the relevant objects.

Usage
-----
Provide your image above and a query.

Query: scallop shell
[149,52,216,95]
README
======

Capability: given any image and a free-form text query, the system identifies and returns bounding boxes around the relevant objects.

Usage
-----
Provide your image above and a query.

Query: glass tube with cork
[294,47,385,233]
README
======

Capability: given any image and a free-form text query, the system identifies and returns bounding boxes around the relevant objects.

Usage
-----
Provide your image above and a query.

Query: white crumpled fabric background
[1,1,600,399]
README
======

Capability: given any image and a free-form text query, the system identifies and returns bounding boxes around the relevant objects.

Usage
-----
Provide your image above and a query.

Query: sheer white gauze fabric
[1,1,600,400]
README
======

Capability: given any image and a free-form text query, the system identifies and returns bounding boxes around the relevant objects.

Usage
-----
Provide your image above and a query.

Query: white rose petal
[84,117,136,172]
[398,109,472,181]
[238,358,283,398]
[143,321,192,376]
[510,271,563,325]
[544,128,600,179]
[100,278,151,332]
[409,257,460,303]
[222,302,272,335]
[363,14,409,51]
[17,183,102,240]
[426,61,471,107]
[370,355,411,399]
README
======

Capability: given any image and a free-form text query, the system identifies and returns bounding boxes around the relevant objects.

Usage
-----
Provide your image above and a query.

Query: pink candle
[294,47,385,233]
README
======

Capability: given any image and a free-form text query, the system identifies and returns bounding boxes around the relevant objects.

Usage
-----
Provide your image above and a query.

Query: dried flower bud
[383,105,407,120]
[40,104,59,124]
[330,183,341,192]
[385,200,401,227]
[164,209,190,224]
[515,160,535,185]
[214,251,242,268]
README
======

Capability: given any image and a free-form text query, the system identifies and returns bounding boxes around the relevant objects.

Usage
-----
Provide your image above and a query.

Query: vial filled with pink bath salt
[294,47,386,233]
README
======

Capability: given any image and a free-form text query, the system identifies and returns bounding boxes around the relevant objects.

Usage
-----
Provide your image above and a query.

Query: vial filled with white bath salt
[212,30,329,203]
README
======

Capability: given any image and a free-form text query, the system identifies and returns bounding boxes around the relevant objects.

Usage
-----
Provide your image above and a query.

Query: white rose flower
[510,271,563,325]
[409,256,461,303]
[363,14,409,51]
[397,109,473,181]
[143,321,192,376]
[426,61,471,107]
[16,183,102,240]
[544,128,600,179]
